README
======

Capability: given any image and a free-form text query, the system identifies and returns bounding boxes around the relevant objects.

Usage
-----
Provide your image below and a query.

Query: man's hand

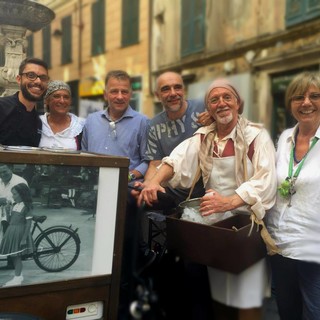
[197,111,214,126]
[137,181,166,207]
[129,180,144,200]
[199,189,244,216]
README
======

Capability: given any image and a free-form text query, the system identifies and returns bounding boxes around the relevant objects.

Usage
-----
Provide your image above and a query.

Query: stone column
[0,0,55,96]
[0,24,27,96]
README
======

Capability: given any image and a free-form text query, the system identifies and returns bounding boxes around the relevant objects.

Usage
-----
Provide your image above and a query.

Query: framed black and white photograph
[0,150,129,319]
[0,162,121,286]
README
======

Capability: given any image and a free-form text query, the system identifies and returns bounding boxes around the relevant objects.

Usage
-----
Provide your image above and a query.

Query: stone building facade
[150,0,320,140]
[29,0,153,118]
[22,0,320,138]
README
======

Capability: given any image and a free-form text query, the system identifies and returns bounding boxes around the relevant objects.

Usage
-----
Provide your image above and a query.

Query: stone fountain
[0,0,55,96]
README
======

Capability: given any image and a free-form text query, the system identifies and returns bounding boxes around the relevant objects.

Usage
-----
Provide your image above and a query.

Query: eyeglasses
[291,93,320,104]
[109,121,117,139]
[20,72,50,82]
[209,93,234,105]
[160,84,184,94]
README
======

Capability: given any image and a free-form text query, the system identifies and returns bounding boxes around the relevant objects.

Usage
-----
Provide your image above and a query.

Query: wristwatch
[128,172,136,181]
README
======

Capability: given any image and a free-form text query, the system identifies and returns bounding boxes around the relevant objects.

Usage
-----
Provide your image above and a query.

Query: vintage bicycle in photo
[28,215,81,272]
[0,214,81,273]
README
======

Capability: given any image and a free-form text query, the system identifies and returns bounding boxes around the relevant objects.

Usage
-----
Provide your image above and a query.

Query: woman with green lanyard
[267,72,320,320]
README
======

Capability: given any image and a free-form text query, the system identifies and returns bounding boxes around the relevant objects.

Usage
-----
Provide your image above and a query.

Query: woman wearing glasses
[267,72,320,320]
[39,80,85,150]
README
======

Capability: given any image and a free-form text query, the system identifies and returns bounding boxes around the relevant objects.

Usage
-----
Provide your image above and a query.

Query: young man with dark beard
[0,57,49,147]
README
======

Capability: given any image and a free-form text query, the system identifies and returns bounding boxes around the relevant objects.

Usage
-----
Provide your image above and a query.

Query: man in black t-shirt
[0,57,49,147]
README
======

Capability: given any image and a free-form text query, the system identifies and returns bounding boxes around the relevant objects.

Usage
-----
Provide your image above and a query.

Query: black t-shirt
[0,92,42,146]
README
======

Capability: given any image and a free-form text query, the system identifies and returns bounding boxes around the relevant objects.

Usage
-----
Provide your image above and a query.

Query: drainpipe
[78,0,83,80]
[148,0,153,98]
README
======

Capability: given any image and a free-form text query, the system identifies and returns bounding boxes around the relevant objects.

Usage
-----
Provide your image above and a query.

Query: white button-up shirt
[267,124,320,263]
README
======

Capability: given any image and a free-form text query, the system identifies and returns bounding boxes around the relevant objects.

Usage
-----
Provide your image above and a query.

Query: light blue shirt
[81,106,149,176]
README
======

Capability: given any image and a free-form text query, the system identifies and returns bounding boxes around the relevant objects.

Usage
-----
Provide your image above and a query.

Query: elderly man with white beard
[138,78,277,320]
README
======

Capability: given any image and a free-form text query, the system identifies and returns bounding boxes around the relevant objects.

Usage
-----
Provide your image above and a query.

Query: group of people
[0,56,318,320]
[130,72,319,320]
[0,57,84,151]
[0,58,85,287]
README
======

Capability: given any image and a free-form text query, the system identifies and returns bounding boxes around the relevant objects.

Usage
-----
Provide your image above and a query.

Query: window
[286,0,320,27]
[91,0,105,56]
[26,34,34,58]
[121,0,139,47]
[130,92,141,111]
[61,15,72,64]
[42,25,51,68]
[181,0,205,57]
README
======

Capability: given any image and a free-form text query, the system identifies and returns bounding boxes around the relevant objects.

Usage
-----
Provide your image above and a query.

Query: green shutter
[91,0,105,56]
[122,0,139,47]
[42,25,51,68]
[181,0,205,57]
[0,46,4,66]
[62,16,72,64]
[26,34,34,58]
[286,0,320,27]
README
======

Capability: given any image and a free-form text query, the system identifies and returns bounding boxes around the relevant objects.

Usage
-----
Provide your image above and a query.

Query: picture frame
[0,150,129,320]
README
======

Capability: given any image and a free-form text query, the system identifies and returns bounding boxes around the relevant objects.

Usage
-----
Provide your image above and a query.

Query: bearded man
[138,78,277,320]
[0,57,49,146]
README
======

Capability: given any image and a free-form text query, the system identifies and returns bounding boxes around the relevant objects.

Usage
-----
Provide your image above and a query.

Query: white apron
[206,156,268,308]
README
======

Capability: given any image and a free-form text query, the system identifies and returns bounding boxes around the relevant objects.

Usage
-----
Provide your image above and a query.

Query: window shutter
[91,0,105,56]
[62,15,72,64]
[181,0,205,57]
[26,34,34,58]
[122,0,139,47]
[42,25,51,68]
[286,0,320,27]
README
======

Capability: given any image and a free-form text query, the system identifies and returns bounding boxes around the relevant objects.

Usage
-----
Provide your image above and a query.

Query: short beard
[216,113,233,125]
[20,83,45,102]
[165,99,183,113]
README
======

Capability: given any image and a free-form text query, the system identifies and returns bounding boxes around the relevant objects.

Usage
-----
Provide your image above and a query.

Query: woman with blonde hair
[267,72,320,320]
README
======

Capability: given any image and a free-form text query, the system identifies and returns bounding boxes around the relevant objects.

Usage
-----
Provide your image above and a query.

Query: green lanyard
[288,136,319,180]
[278,135,319,203]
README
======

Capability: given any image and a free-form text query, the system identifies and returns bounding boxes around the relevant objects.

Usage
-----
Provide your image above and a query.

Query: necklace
[278,135,318,206]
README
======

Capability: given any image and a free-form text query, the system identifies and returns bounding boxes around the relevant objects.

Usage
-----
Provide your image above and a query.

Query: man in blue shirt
[82,70,149,320]
[81,70,148,180]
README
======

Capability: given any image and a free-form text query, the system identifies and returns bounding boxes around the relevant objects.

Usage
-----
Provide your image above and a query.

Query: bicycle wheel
[34,227,80,272]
